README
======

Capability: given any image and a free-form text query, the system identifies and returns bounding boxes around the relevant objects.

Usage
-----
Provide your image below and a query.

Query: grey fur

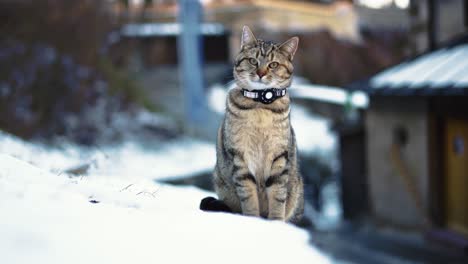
[213,27,303,222]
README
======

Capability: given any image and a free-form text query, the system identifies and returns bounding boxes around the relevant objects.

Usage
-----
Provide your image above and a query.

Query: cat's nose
[257,69,267,78]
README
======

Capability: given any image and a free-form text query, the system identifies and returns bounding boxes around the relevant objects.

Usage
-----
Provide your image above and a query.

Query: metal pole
[177,0,206,133]
[428,0,439,51]
[465,0,468,28]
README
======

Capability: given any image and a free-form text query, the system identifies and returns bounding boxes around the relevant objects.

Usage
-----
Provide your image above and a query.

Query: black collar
[241,88,287,104]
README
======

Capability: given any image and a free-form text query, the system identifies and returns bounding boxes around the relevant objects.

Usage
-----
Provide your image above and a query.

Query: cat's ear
[279,37,299,60]
[241,26,257,48]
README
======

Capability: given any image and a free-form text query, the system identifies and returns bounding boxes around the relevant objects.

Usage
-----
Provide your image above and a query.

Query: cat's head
[234,26,298,91]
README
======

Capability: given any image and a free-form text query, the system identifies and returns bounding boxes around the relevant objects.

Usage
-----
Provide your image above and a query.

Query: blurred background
[1,0,468,263]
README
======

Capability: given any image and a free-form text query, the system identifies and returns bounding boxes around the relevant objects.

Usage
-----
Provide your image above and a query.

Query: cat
[200,26,304,223]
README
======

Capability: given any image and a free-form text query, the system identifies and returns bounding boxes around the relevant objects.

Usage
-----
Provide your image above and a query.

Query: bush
[0,0,156,143]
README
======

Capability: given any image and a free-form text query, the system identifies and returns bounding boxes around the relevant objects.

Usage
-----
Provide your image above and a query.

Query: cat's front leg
[266,170,288,221]
[233,162,260,217]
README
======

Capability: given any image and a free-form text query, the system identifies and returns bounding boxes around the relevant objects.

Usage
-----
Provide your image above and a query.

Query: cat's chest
[243,108,276,129]
[229,109,289,174]
[234,109,286,141]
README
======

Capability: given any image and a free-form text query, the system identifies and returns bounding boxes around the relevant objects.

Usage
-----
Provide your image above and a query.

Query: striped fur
[213,26,303,222]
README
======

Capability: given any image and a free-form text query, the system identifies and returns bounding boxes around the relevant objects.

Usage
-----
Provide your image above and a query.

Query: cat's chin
[245,80,273,90]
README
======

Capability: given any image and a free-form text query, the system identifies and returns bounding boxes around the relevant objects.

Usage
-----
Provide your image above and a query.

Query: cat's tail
[199,197,233,213]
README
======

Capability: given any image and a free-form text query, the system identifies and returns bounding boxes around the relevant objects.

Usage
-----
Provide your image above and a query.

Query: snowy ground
[0,79,344,264]
[0,131,332,264]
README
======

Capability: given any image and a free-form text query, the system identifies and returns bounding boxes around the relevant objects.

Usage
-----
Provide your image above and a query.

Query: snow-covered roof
[290,84,369,108]
[121,23,227,37]
[355,37,468,95]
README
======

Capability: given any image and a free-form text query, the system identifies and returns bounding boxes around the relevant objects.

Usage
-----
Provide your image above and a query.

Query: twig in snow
[120,183,134,192]
[136,187,161,198]
[136,191,152,197]
[152,187,161,196]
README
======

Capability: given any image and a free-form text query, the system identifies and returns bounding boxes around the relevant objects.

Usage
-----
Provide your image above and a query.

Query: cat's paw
[267,213,286,221]
[200,196,233,213]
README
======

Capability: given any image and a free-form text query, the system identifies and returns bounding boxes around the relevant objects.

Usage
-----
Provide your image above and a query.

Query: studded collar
[241,88,287,104]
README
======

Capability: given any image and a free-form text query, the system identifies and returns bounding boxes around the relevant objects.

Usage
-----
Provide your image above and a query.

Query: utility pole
[428,0,439,51]
[464,0,468,28]
[177,0,207,135]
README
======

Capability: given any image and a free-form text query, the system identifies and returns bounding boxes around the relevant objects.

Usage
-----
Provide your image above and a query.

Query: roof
[290,84,369,109]
[352,36,468,96]
[121,23,227,38]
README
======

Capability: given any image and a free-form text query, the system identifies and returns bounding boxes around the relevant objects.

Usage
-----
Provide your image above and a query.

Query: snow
[0,132,332,264]
[304,182,342,231]
[370,44,468,89]
[290,104,337,156]
[290,84,369,109]
[208,84,228,115]
[0,131,215,181]
[121,23,225,37]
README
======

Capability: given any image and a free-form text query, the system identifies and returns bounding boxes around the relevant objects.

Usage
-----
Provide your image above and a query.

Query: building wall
[366,97,429,228]
[437,0,467,44]
[204,1,360,59]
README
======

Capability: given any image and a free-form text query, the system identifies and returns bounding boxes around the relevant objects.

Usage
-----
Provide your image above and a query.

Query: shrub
[0,0,156,143]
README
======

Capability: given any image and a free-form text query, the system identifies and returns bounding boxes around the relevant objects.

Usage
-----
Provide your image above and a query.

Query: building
[341,35,468,249]
[110,0,360,59]
[336,1,468,248]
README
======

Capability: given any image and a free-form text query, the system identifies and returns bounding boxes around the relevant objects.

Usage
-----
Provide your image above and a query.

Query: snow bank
[290,84,368,109]
[0,131,215,181]
[290,104,336,156]
[0,152,331,264]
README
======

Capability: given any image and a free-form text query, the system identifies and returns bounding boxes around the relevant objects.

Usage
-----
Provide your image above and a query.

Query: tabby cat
[200,26,303,223]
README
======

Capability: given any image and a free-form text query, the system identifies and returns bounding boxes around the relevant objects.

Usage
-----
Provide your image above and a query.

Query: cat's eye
[249,58,258,65]
[268,62,279,69]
